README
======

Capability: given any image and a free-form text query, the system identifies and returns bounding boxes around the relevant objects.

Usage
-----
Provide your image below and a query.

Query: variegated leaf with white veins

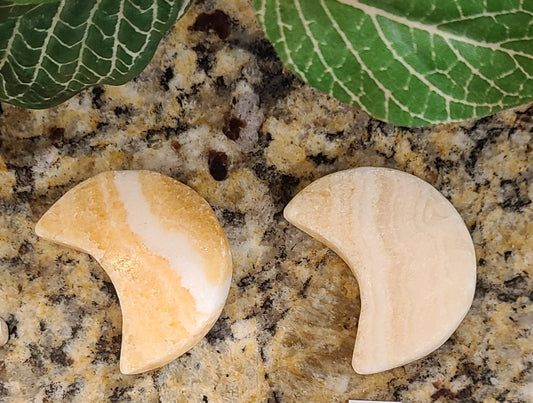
[0,0,191,109]
[253,0,533,126]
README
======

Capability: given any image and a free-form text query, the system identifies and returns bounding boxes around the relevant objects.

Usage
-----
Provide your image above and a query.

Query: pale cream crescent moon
[35,170,232,374]
[284,167,476,374]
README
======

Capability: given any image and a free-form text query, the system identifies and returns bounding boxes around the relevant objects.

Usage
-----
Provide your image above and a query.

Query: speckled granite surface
[0,1,532,402]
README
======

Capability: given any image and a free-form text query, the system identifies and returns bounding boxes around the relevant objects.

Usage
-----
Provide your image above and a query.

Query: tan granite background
[0,0,532,402]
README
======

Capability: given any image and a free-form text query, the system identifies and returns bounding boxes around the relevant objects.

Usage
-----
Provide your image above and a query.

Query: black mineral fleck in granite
[145,128,164,148]
[221,209,245,226]
[49,127,65,147]
[109,386,134,402]
[504,250,512,262]
[91,87,105,109]
[500,179,531,211]
[272,174,300,208]
[160,67,174,91]
[252,157,300,207]
[192,44,215,74]
[92,335,121,365]
[298,277,312,298]
[100,280,117,299]
[237,272,254,288]
[240,38,279,62]
[63,379,83,399]
[205,317,232,345]
[113,106,132,116]
[259,279,272,292]
[13,165,34,194]
[5,314,17,339]
[0,383,7,398]
[253,66,295,108]
[497,274,530,302]
[308,152,337,166]
[325,130,345,141]
[50,343,71,367]
[271,389,285,403]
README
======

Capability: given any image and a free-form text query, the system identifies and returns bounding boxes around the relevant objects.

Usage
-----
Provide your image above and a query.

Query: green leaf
[253,0,533,126]
[8,1,59,4]
[0,0,191,109]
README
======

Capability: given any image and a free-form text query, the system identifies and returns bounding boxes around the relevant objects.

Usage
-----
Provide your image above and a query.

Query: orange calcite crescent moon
[35,170,232,374]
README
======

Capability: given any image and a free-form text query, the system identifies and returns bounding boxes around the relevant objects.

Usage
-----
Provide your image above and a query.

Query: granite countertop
[0,1,532,402]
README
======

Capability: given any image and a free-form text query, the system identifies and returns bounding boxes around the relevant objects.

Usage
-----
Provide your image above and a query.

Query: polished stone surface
[0,0,532,401]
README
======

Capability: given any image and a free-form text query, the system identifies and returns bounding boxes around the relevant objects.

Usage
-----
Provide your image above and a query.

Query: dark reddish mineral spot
[223,115,246,141]
[190,10,232,40]
[208,150,229,181]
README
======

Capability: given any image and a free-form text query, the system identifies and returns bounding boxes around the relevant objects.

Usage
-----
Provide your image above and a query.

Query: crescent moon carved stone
[284,167,476,374]
[35,170,232,374]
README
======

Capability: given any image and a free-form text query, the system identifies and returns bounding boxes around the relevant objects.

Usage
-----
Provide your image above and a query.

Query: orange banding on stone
[35,170,232,374]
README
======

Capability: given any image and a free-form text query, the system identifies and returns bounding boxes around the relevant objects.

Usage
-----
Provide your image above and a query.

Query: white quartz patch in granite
[231,318,256,340]
[213,47,253,79]
[231,81,263,152]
